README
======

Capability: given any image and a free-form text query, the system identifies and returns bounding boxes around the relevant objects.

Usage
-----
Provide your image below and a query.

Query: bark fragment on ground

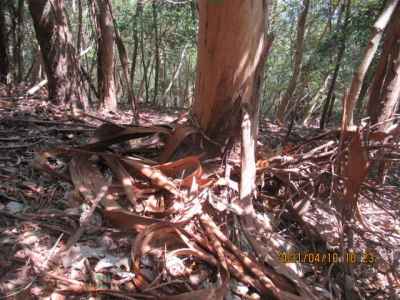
[1,95,400,299]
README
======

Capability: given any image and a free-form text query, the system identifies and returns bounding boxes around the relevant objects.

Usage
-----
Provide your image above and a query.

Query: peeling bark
[342,0,399,130]
[367,3,400,131]
[193,0,266,149]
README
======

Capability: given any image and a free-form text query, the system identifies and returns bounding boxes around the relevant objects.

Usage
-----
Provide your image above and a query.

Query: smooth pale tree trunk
[366,3,400,185]
[164,44,188,97]
[30,47,44,83]
[367,3,400,131]
[342,0,399,130]
[193,0,267,147]
[275,0,310,124]
[27,0,87,110]
[96,0,117,111]
[303,75,331,126]
[0,2,9,84]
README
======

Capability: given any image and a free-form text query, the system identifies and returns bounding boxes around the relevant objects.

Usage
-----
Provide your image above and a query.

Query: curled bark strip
[82,123,171,151]
[121,155,182,198]
[199,214,303,300]
[159,125,199,162]
[102,208,161,232]
[183,229,266,293]
[102,154,141,207]
[131,223,228,300]
[156,155,213,188]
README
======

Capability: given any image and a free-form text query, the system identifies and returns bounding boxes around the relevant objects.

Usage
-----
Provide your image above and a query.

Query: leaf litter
[0,96,400,299]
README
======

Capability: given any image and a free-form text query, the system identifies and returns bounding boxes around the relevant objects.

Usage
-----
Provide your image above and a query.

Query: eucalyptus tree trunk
[130,0,143,90]
[30,47,44,83]
[7,2,17,82]
[342,0,399,130]
[367,3,400,131]
[106,0,139,121]
[320,0,351,129]
[152,1,160,105]
[0,2,9,84]
[140,16,150,103]
[366,3,400,185]
[76,0,83,51]
[27,0,87,111]
[96,0,117,111]
[275,0,310,124]
[193,0,267,148]
[15,0,24,83]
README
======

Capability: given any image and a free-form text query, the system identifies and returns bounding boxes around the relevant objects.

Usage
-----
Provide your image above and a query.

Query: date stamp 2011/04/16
[278,251,376,265]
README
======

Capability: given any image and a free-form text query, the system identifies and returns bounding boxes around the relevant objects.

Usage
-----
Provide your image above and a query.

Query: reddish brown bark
[27,0,87,110]
[96,0,117,111]
[193,0,267,147]
[367,3,400,130]
[342,0,399,130]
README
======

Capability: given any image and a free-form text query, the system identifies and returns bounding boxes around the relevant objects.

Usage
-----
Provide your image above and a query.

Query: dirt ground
[1,94,400,300]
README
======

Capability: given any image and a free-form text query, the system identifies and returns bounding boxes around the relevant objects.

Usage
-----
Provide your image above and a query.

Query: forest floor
[0,90,400,300]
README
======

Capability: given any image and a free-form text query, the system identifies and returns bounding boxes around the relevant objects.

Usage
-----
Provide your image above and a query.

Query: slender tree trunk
[27,0,87,111]
[8,2,17,82]
[96,0,117,111]
[366,3,400,185]
[164,44,188,97]
[354,68,374,121]
[15,0,24,83]
[342,0,399,130]
[193,0,267,148]
[326,93,336,122]
[77,0,83,51]
[152,1,160,104]
[320,0,351,129]
[276,0,310,124]
[367,3,400,131]
[303,74,331,126]
[30,47,44,83]
[140,26,150,103]
[298,0,340,95]
[0,2,9,84]
[105,0,139,121]
[130,0,143,91]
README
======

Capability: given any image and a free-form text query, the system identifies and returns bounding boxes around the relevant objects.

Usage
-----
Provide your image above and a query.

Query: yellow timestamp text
[278,251,376,265]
